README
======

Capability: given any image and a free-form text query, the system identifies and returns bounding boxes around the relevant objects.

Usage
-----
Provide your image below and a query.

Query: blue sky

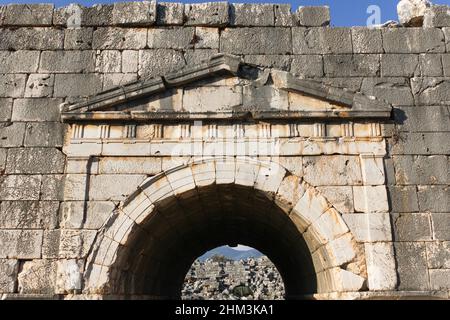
[2,0,450,26]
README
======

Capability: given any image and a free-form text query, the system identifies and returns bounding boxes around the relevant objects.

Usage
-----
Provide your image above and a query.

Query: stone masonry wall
[0,2,449,297]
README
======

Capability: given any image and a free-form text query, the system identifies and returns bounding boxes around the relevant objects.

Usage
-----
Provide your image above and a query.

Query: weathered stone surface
[41,174,65,201]
[0,260,18,293]
[0,148,6,172]
[431,213,450,240]
[291,55,323,77]
[426,242,450,268]
[317,186,354,213]
[353,186,389,213]
[138,49,185,78]
[243,85,287,110]
[56,259,83,294]
[419,54,443,77]
[397,0,431,26]
[295,6,330,27]
[60,201,115,229]
[381,54,419,77]
[54,74,103,98]
[148,27,195,49]
[122,50,138,73]
[0,74,27,98]
[24,74,55,98]
[324,55,380,77]
[230,4,274,26]
[195,27,219,49]
[351,28,383,54]
[429,270,450,291]
[24,122,65,148]
[382,28,445,53]
[184,2,229,26]
[95,50,121,73]
[0,51,40,73]
[303,156,362,186]
[1,4,54,26]
[11,98,61,122]
[274,4,293,27]
[58,4,114,27]
[18,260,56,294]
[293,28,352,54]
[92,28,147,49]
[390,133,450,155]
[393,155,449,185]
[156,2,184,25]
[0,28,64,50]
[424,5,450,27]
[112,1,156,26]
[64,28,93,50]
[388,186,419,212]
[40,51,96,73]
[0,123,25,148]
[395,106,449,133]
[221,28,292,54]
[394,242,429,290]
[411,78,450,105]
[6,148,65,174]
[0,230,43,258]
[393,213,431,241]
[99,157,162,174]
[184,49,219,66]
[417,186,449,213]
[89,174,146,201]
[342,213,392,242]
[103,73,138,91]
[359,155,385,186]
[244,55,291,71]
[365,243,397,290]
[0,98,12,121]
[58,230,97,259]
[0,201,58,229]
[184,86,242,112]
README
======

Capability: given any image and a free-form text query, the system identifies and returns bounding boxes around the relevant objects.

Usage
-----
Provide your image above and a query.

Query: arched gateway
[58,54,397,299]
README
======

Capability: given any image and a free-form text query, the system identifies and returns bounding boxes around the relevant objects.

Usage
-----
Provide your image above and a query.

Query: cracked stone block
[58,230,98,259]
[25,74,55,98]
[274,4,293,27]
[317,186,354,213]
[195,27,219,49]
[11,98,62,122]
[382,28,445,53]
[419,54,443,77]
[295,6,330,27]
[18,260,57,294]
[424,5,450,27]
[60,201,115,229]
[393,155,449,185]
[393,213,432,241]
[0,260,18,293]
[56,260,83,294]
[89,174,147,201]
[365,243,397,291]
[353,186,389,213]
[156,2,184,25]
[95,50,121,73]
[24,122,66,148]
[244,55,291,71]
[342,213,392,242]
[431,213,450,240]
[303,156,362,186]
[361,77,414,106]
[394,242,429,291]
[426,241,450,269]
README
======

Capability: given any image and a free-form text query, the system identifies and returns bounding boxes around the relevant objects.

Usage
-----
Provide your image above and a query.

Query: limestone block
[184,49,219,66]
[0,230,43,258]
[184,2,229,26]
[394,242,429,290]
[0,148,6,171]
[424,5,450,27]
[326,233,357,267]
[64,28,93,50]
[183,86,242,112]
[244,55,291,71]
[230,4,274,26]
[141,175,174,204]
[192,161,216,187]
[59,230,97,259]
[61,201,115,229]
[303,156,362,186]
[255,162,286,194]
[393,213,431,241]
[121,50,138,73]
[343,213,392,242]
[317,186,354,214]
[220,28,292,54]
[195,27,219,49]
[274,4,293,26]
[381,54,419,77]
[95,50,121,73]
[388,186,419,212]
[55,4,113,27]
[233,160,259,187]
[353,186,389,213]
[291,55,323,77]
[0,175,41,200]
[215,158,236,184]
[148,27,195,49]
[0,260,18,293]
[89,174,146,201]
[0,201,59,229]
[293,187,330,231]
[427,241,450,269]
[310,208,349,243]
[2,4,54,26]
[18,260,57,294]
[99,157,161,175]
[397,0,431,26]
[6,148,65,174]
[362,77,414,106]
[64,174,87,201]
[165,166,196,195]
[104,212,136,245]
[359,155,385,186]
[429,270,450,290]
[103,73,137,91]
[395,106,449,132]
[0,123,25,148]
[41,230,60,258]
[351,28,383,54]
[419,54,443,77]
[431,213,450,241]
[138,49,185,78]
[121,191,153,224]
[24,74,55,98]
[330,268,365,292]
[56,260,83,294]
[156,2,184,25]
[275,174,304,212]
[39,51,95,73]
[295,6,330,27]
[0,98,12,121]
[276,157,303,177]
[365,243,397,291]
[41,175,65,201]
[54,74,103,98]
[0,28,64,50]
[0,51,39,73]
[11,98,61,122]
[93,27,147,49]
[112,1,156,26]
[293,27,352,55]
[0,74,27,98]
[418,186,449,213]
[394,155,449,185]
[24,122,65,147]
[324,54,380,77]
[382,28,445,53]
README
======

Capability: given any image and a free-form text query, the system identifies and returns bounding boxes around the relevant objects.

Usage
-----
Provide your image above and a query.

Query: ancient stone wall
[0,2,449,299]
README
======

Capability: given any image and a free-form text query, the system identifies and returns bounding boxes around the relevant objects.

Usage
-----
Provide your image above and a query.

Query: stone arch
[83,157,367,298]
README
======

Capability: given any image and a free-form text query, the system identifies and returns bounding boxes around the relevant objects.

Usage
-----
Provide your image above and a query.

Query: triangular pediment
[61,54,392,122]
